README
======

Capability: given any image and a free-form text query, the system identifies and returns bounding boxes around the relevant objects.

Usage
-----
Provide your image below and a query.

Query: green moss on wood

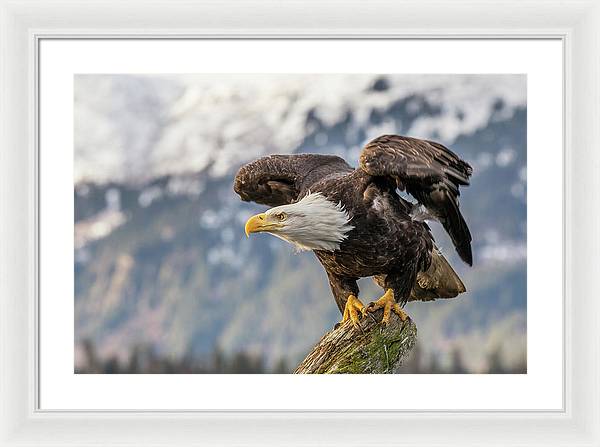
[295,310,417,374]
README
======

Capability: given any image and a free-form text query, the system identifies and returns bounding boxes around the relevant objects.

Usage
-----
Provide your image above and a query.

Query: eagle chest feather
[312,178,432,279]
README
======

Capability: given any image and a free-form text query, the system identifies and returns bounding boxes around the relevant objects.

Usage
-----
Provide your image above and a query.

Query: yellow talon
[365,289,409,325]
[340,294,365,329]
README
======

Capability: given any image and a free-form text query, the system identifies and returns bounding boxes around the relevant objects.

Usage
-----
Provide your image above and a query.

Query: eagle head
[244,192,354,252]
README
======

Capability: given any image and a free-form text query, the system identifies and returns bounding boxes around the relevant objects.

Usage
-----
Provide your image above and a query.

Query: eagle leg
[339,294,365,329]
[365,289,409,326]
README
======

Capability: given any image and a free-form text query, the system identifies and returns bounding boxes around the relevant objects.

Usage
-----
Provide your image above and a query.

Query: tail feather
[410,249,466,302]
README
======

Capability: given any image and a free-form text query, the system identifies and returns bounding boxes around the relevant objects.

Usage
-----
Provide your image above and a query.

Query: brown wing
[234,153,353,207]
[359,135,473,265]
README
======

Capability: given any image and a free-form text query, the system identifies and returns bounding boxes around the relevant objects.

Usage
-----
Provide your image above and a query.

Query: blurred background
[74,74,526,374]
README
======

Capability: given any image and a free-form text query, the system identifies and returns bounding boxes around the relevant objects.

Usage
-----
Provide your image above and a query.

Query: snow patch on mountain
[75,74,526,184]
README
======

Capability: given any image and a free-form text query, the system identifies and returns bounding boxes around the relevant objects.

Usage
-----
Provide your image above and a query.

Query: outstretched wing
[234,153,352,207]
[359,135,473,265]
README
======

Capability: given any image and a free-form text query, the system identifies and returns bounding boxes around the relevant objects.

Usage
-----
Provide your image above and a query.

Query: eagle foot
[365,289,410,326]
[337,294,366,330]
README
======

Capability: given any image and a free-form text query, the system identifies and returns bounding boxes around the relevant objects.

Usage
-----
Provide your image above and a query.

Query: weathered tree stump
[294,309,417,374]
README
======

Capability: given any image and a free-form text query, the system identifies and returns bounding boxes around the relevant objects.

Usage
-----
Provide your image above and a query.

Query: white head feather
[265,192,354,252]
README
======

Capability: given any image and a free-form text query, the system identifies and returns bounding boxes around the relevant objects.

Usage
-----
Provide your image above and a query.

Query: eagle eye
[276,212,286,221]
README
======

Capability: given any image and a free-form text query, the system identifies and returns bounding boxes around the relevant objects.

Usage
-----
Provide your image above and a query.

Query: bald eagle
[234,135,472,327]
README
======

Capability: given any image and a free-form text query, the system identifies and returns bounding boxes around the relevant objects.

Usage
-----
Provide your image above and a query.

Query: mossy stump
[294,309,417,374]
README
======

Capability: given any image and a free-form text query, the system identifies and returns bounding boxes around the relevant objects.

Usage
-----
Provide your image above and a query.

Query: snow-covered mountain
[75,74,525,182]
[74,74,527,373]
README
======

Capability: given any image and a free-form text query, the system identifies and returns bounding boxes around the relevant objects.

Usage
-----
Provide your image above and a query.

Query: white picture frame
[1,1,598,445]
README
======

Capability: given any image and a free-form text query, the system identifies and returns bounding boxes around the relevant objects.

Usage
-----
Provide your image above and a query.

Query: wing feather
[359,135,473,265]
[234,154,352,207]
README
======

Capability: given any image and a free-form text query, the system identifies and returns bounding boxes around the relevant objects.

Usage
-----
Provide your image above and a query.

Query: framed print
[43,40,550,411]
[1,1,599,446]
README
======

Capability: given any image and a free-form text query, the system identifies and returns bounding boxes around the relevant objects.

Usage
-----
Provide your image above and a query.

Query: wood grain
[294,310,417,374]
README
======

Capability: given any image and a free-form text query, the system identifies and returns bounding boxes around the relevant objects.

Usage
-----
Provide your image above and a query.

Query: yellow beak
[245,213,268,237]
